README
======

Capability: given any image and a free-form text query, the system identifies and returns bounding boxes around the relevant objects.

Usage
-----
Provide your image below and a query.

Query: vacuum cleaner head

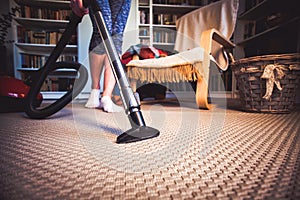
[0,75,43,112]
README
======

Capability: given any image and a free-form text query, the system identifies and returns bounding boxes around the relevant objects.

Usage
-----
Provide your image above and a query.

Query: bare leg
[85,52,105,108]
[85,53,122,112]
[100,55,123,112]
[89,52,105,90]
[102,55,115,97]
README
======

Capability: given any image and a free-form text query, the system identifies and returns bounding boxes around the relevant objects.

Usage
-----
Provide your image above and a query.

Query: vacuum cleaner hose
[24,13,88,119]
[25,62,88,119]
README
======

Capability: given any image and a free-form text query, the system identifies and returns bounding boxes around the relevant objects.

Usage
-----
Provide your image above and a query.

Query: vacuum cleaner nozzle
[116,126,160,144]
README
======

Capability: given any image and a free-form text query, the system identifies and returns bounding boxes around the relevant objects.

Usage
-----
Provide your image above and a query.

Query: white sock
[100,96,123,113]
[85,89,101,108]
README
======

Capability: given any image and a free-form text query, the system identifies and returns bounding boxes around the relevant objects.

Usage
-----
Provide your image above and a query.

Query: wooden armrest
[200,28,235,71]
[200,28,235,53]
[212,29,235,49]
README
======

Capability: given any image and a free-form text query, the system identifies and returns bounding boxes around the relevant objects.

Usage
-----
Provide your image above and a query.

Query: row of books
[21,54,78,69]
[17,27,77,45]
[20,5,71,20]
[152,0,209,6]
[139,27,149,37]
[21,77,75,92]
[140,38,150,45]
[140,11,179,25]
[46,77,75,92]
[153,14,178,25]
[243,10,294,39]
[153,30,176,44]
[21,72,76,92]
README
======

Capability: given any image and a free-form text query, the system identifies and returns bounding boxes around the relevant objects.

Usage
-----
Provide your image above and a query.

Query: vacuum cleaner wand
[87,0,159,143]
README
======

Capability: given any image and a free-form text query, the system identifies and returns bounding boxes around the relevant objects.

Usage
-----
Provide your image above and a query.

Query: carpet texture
[0,99,299,199]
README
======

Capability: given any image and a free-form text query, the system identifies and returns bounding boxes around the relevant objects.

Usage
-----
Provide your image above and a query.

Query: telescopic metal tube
[89,0,146,127]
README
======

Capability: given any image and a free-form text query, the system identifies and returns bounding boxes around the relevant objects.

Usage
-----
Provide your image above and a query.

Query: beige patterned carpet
[0,98,299,199]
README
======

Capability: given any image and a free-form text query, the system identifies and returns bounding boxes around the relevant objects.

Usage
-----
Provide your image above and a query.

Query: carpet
[0,98,299,199]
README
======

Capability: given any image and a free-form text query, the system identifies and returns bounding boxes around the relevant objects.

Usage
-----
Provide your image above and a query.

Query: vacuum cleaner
[0,13,88,116]
[24,0,159,143]
[84,0,159,143]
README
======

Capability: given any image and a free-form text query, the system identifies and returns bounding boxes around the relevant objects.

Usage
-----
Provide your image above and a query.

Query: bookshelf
[234,0,300,58]
[13,0,78,99]
[137,0,205,52]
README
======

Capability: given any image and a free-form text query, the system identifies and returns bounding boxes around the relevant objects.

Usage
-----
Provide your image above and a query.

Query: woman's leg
[85,52,105,108]
[85,52,122,112]
[100,55,123,112]
[102,55,115,97]
[86,0,113,109]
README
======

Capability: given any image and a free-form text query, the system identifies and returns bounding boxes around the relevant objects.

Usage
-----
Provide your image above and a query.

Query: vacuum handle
[86,0,145,127]
[83,0,160,143]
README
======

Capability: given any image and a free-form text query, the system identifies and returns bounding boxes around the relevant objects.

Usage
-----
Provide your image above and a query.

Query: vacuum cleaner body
[0,75,43,112]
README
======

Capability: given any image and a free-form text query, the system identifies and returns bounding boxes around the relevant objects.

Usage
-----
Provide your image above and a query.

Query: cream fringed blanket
[126,47,206,83]
[174,0,239,52]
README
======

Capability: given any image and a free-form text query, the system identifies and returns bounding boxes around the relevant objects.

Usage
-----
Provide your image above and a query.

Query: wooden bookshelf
[234,0,300,58]
[137,0,205,52]
[13,0,78,97]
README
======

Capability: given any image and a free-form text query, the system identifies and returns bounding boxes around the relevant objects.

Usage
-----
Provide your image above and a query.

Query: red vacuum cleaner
[0,13,88,116]
[0,74,43,113]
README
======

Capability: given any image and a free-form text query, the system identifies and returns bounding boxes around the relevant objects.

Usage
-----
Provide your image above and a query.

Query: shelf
[40,91,67,99]
[139,36,150,39]
[237,17,300,46]
[152,24,176,28]
[139,5,150,9]
[16,43,77,56]
[139,24,151,27]
[14,0,70,10]
[152,4,200,15]
[238,0,297,20]
[13,0,79,98]
[153,42,174,46]
[17,68,77,77]
[238,0,269,20]
[14,17,69,31]
[136,0,202,53]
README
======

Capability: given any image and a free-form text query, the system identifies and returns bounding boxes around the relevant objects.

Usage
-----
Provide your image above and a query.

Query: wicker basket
[231,53,300,113]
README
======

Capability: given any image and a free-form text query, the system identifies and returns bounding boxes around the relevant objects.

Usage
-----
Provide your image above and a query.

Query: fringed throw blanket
[174,0,239,52]
[126,47,205,83]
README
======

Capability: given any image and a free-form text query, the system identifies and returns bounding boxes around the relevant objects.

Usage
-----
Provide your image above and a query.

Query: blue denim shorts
[88,0,131,55]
